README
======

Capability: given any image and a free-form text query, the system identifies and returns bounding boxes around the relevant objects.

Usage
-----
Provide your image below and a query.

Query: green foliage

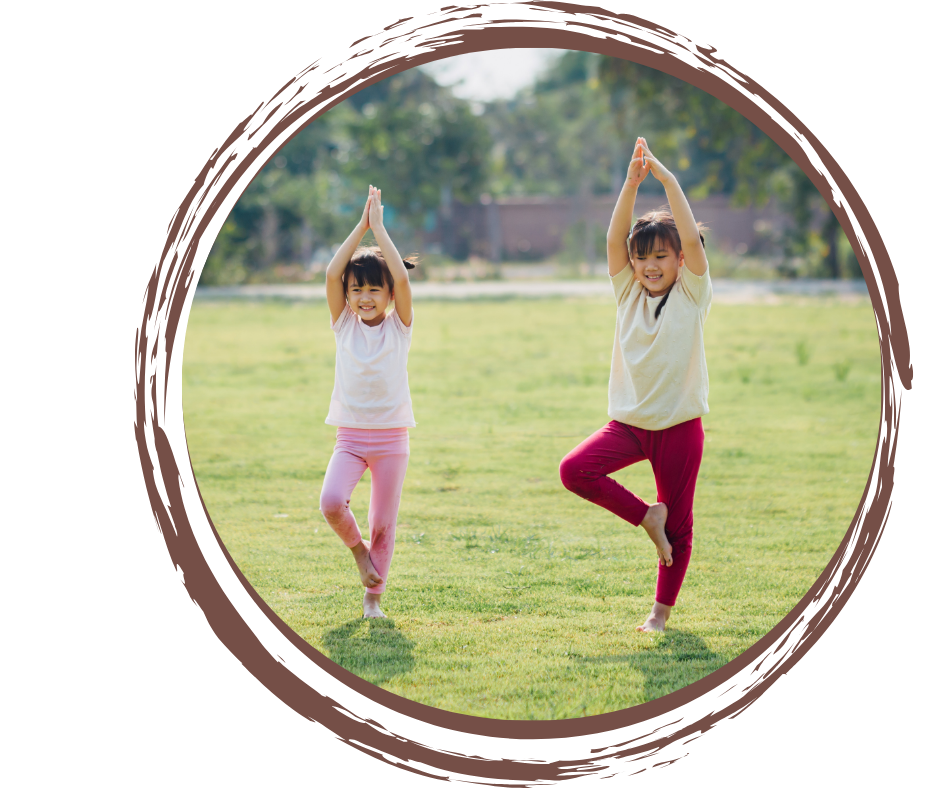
[838,229,864,279]
[343,71,491,224]
[201,51,863,283]
[485,52,617,199]
[202,105,353,283]
[600,56,778,203]
[596,54,861,278]
[202,70,490,283]
[202,219,249,285]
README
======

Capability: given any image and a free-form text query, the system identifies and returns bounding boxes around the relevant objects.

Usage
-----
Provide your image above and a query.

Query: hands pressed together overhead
[359,184,385,231]
[625,137,674,189]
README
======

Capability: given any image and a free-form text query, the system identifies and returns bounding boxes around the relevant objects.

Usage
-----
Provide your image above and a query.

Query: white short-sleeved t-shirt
[608,263,712,431]
[326,305,416,428]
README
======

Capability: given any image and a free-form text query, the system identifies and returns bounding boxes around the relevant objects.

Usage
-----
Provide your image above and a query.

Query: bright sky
[418,48,565,101]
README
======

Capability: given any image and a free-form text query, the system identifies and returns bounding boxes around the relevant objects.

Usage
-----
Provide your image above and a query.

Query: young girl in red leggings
[560,137,711,633]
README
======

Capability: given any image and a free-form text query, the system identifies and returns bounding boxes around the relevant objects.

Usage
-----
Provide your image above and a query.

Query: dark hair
[342,246,417,296]
[628,209,706,320]
[628,208,706,262]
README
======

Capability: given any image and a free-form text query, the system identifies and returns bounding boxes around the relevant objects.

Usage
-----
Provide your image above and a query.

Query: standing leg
[319,441,383,589]
[362,429,410,618]
[637,418,705,631]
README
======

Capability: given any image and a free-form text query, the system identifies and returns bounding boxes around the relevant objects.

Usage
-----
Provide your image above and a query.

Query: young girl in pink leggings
[560,138,711,633]
[321,185,415,619]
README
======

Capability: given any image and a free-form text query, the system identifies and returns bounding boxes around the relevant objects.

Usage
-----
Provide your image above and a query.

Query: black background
[119,7,916,786]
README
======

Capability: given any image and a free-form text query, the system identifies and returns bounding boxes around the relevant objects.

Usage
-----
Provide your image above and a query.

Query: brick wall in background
[428,193,810,262]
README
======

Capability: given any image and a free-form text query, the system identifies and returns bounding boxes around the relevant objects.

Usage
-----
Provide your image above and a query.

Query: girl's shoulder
[676,264,712,307]
[332,303,356,333]
[387,307,414,335]
[612,266,641,305]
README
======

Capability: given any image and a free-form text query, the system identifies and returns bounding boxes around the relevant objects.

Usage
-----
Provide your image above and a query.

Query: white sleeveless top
[326,305,416,429]
[608,263,712,430]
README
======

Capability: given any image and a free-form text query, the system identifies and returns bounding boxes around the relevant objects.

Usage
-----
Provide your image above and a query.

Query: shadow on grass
[321,617,415,685]
[578,630,726,703]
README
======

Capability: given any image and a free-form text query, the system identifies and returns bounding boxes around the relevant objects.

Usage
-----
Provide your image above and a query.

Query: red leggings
[559,418,704,607]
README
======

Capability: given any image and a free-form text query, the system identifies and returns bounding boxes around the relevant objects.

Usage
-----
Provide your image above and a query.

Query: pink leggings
[319,427,410,595]
[559,418,704,607]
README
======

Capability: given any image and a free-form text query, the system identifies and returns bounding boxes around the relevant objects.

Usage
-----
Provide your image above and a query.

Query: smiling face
[631,241,685,295]
[628,210,699,296]
[346,278,392,326]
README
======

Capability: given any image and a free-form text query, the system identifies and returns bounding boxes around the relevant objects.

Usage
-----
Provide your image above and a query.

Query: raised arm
[368,186,413,327]
[607,139,650,277]
[638,138,708,276]
[325,190,372,324]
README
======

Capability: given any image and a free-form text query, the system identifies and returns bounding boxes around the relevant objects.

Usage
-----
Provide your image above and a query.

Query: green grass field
[182,295,880,719]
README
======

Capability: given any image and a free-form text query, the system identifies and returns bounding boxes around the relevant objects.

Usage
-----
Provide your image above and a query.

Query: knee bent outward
[319,494,349,523]
[559,454,588,493]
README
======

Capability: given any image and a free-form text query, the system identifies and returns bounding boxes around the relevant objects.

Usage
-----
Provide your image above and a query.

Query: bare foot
[636,601,672,632]
[639,502,672,567]
[351,540,383,588]
[363,592,386,618]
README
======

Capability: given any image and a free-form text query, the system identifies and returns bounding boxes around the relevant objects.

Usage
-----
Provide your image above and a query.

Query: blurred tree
[201,52,860,284]
[344,69,491,246]
[485,51,615,199]
[485,52,620,261]
[202,103,351,283]
[202,70,490,282]
[200,217,250,286]
[597,54,860,277]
